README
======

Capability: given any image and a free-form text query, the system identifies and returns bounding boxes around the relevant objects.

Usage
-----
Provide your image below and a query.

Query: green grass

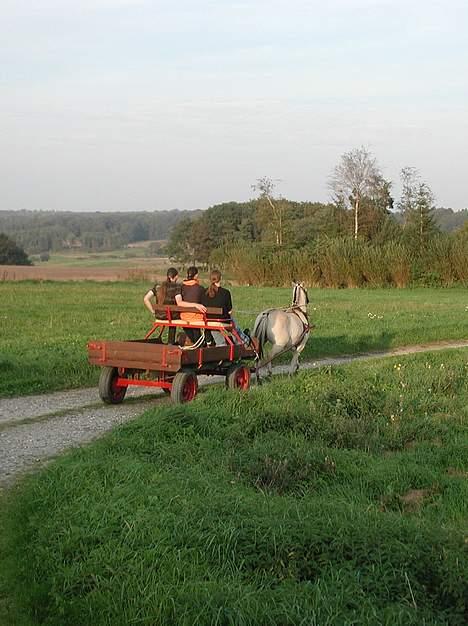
[1,350,467,625]
[34,250,168,268]
[0,283,467,397]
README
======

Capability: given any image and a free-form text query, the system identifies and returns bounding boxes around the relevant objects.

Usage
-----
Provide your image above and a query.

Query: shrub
[0,233,32,265]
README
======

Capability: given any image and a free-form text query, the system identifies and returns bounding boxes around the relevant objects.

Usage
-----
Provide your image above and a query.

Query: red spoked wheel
[98,366,127,404]
[226,364,251,390]
[171,371,198,404]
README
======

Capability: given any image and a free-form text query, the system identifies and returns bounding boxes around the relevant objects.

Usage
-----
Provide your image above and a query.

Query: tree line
[167,152,466,264]
[166,147,467,287]
[1,147,467,284]
[0,209,197,255]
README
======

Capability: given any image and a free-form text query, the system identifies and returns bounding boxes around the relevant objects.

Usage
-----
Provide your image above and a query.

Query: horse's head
[292,280,309,309]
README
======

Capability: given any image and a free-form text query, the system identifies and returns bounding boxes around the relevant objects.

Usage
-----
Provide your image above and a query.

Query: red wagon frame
[88,304,258,404]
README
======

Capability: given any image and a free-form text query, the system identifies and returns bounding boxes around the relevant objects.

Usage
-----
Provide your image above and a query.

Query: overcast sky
[1,0,467,211]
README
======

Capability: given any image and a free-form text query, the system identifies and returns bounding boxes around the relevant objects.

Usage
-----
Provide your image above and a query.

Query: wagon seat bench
[88,304,258,404]
[149,303,243,357]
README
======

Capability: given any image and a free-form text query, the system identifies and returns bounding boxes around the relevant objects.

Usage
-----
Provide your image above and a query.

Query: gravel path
[1,340,467,489]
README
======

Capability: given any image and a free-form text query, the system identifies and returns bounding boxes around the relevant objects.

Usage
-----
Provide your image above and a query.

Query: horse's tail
[252,312,270,360]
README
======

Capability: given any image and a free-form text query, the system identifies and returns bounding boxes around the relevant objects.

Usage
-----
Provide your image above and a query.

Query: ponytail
[157,267,178,305]
[207,269,221,298]
[157,282,168,305]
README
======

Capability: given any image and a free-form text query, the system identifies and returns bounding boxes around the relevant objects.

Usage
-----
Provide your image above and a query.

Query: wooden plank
[180,344,256,364]
[89,357,177,371]
[87,340,182,372]
[88,339,257,371]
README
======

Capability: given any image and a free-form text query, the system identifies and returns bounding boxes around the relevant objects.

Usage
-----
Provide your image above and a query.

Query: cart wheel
[98,367,127,404]
[162,388,171,395]
[171,371,198,404]
[226,364,251,390]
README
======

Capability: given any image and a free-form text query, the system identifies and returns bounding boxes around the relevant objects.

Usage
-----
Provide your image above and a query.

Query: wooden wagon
[88,305,258,404]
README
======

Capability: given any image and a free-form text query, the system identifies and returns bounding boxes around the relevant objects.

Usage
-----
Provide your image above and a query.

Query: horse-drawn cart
[88,305,258,404]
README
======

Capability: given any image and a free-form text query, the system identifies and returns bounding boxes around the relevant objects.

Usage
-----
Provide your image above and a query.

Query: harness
[289,305,310,337]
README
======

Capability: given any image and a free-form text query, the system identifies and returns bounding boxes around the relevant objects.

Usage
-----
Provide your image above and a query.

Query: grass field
[0,282,467,397]
[35,250,168,268]
[1,349,467,625]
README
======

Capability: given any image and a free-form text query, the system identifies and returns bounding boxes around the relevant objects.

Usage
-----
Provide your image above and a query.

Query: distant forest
[0,209,199,254]
[0,205,466,256]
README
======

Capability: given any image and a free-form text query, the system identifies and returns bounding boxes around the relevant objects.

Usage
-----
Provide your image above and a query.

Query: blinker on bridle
[292,282,308,306]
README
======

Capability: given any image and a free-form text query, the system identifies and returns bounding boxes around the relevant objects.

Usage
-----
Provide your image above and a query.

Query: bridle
[291,282,309,309]
[290,282,310,336]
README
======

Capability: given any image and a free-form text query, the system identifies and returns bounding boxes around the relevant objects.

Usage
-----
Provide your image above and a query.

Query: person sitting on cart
[201,270,249,346]
[143,267,181,344]
[175,266,206,345]
[201,269,232,346]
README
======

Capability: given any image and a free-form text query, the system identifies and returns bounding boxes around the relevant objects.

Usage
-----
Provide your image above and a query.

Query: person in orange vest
[175,266,206,344]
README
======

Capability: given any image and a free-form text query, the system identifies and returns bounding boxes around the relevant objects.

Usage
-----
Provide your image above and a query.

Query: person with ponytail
[201,270,232,320]
[143,267,181,344]
[201,269,234,346]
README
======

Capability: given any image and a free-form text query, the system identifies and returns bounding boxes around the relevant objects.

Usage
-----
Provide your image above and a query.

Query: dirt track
[1,340,467,489]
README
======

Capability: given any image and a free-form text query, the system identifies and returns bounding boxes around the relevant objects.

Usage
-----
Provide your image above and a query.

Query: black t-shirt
[201,286,233,320]
[151,281,181,305]
[181,280,205,304]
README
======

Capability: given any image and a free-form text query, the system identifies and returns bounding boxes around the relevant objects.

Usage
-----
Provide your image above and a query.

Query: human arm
[143,289,156,315]
[226,290,233,318]
[175,293,207,313]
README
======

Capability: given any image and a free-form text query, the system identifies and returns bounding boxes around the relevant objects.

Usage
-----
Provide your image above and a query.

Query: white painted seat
[154,319,232,328]
[206,321,232,329]
[154,319,192,326]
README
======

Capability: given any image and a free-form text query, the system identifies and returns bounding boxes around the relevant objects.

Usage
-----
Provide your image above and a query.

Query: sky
[1,0,467,212]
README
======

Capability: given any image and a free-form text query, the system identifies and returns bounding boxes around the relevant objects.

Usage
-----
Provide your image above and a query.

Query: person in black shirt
[143,267,181,344]
[201,269,234,346]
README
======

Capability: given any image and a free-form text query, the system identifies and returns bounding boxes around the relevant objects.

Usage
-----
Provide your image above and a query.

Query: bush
[0,233,32,265]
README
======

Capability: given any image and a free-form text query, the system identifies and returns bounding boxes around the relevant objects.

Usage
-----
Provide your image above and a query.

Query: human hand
[196,304,207,313]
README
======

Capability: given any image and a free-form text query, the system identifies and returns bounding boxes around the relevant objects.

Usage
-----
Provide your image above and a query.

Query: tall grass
[451,238,468,284]
[212,243,321,286]
[213,236,468,288]
[1,350,467,625]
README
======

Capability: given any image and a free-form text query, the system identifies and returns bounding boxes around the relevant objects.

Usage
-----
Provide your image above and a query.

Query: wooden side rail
[153,304,223,315]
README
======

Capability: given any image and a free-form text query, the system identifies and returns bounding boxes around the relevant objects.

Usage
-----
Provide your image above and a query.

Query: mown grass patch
[1,350,467,625]
[1,282,467,396]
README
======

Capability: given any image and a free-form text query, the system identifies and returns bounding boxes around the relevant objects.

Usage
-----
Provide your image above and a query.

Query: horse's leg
[290,332,309,375]
[289,347,299,376]
[267,343,287,377]
[255,359,262,385]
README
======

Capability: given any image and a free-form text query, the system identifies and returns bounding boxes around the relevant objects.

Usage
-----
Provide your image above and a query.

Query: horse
[252,281,311,378]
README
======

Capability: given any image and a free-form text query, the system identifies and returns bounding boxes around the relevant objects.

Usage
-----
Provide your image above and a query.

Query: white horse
[252,281,311,378]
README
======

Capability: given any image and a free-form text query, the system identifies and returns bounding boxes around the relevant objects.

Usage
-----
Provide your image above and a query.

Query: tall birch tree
[329,147,381,240]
